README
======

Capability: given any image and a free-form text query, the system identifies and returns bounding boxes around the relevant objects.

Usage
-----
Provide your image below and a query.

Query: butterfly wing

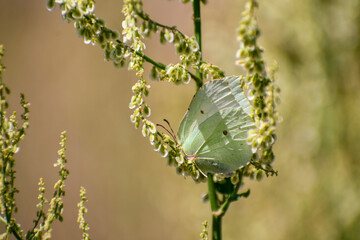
[177,76,254,173]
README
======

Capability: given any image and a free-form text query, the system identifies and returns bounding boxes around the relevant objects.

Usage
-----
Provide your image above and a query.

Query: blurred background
[0,0,359,239]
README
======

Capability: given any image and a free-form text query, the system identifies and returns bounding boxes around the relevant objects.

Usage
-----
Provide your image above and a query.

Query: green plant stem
[3,198,23,240]
[212,215,222,240]
[207,174,222,240]
[27,213,43,239]
[192,0,222,238]
[193,0,203,89]
[215,171,243,218]
[207,174,218,213]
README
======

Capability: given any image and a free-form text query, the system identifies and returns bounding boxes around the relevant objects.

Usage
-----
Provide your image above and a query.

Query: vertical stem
[212,215,222,240]
[207,174,218,212]
[193,0,203,89]
[207,173,222,240]
[192,1,222,239]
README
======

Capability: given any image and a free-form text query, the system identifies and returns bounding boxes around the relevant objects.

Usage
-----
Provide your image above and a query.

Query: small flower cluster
[212,164,264,186]
[41,132,69,239]
[122,2,147,75]
[236,0,280,176]
[126,0,200,63]
[199,62,225,80]
[47,0,119,47]
[51,131,70,218]
[200,220,208,240]
[36,178,47,220]
[0,45,29,239]
[241,164,265,181]
[150,64,191,84]
[25,132,71,239]
[129,76,153,129]
[166,145,206,182]
[125,0,224,82]
[124,1,200,80]
[77,187,91,240]
[47,0,94,22]
[123,0,161,159]
[25,178,47,239]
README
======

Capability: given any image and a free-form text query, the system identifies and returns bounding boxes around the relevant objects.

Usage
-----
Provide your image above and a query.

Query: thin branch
[214,171,243,218]
[0,215,6,224]
[193,0,203,88]
[26,213,43,239]
[115,40,201,83]
[11,229,23,240]
[133,8,186,39]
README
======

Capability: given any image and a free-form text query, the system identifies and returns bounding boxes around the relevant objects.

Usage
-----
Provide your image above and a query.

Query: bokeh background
[0,0,360,239]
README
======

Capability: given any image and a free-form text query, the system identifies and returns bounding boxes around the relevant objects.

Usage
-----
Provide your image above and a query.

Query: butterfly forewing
[178,78,239,143]
[227,76,252,116]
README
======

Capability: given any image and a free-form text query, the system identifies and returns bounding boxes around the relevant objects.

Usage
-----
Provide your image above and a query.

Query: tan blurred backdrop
[0,0,359,239]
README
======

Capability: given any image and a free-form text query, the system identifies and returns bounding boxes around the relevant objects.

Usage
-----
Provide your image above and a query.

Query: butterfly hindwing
[195,108,253,173]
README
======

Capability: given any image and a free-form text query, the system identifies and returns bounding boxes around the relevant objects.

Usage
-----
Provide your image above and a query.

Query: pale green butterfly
[177,76,255,174]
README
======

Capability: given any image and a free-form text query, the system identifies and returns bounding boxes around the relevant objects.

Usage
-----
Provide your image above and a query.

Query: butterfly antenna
[156,119,178,145]
[163,119,178,144]
[156,123,173,137]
